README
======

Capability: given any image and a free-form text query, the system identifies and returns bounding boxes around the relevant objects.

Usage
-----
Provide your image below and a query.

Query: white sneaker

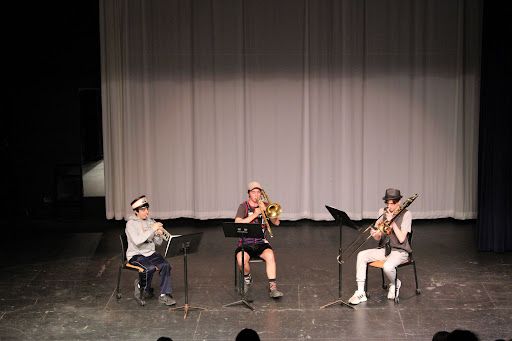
[388,279,401,300]
[348,291,367,305]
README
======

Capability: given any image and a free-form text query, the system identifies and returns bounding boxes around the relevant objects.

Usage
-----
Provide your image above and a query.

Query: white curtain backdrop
[100,0,481,221]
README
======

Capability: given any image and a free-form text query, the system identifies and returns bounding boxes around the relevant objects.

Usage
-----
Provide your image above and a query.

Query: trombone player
[235,181,283,298]
[348,188,412,305]
[126,195,176,306]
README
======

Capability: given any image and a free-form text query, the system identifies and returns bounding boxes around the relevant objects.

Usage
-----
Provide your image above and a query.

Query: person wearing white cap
[125,195,176,306]
[348,188,412,305]
[235,181,283,298]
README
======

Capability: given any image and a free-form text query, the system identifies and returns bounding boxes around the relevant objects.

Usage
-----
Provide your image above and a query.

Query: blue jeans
[129,252,172,295]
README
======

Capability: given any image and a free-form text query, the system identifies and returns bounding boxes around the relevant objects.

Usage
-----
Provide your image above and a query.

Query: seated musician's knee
[144,264,157,274]
[237,252,250,263]
[263,250,275,263]
[159,261,171,271]
[356,252,364,263]
[382,262,395,273]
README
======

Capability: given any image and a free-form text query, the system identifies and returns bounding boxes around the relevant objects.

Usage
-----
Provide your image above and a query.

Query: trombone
[149,218,172,241]
[336,194,418,265]
[258,189,282,238]
[336,213,387,265]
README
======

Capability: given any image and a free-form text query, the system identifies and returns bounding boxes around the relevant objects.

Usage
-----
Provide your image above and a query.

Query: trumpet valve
[156,227,171,241]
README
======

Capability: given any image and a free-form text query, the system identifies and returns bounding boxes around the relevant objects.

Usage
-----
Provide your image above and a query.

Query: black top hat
[382,188,402,201]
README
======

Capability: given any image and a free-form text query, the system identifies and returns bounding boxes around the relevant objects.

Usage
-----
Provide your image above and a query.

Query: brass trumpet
[336,194,418,264]
[149,218,172,241]
[258,189,282,238]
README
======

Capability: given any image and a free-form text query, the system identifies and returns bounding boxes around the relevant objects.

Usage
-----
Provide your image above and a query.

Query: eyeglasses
[384,200,397,205]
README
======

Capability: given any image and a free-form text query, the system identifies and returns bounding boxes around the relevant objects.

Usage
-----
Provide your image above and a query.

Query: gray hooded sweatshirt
[125,215,164,260]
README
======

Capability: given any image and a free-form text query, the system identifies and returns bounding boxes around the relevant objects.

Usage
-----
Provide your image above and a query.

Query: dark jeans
[129,252,172,295]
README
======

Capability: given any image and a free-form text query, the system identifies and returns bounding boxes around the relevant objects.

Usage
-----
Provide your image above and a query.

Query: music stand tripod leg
[168,244,207,318]
[222,242,255,311]
[320,298,357,310]
[170,303,208,319]
[320,256,357,310]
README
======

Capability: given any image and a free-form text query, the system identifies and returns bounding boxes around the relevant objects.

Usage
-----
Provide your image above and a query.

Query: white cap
[131,196,148,210]
[248,181,262,191]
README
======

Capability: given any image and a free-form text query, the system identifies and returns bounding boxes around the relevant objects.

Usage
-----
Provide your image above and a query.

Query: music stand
[320,206,359,310]
[165,233,207,319]
[221,222,265,311]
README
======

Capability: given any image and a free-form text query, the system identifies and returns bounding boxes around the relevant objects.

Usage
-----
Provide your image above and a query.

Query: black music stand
[221,222,265,311]
[165,233,207,319]
[320,206,359,310]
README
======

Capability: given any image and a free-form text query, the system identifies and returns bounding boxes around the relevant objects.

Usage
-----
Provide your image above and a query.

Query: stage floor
[0,217,510,340]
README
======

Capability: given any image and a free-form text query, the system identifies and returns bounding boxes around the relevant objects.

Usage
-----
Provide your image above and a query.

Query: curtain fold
[100,0,481,221]
[476,1,512,252]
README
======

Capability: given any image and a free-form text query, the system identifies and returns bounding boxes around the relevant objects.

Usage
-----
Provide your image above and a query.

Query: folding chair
[115,234,146,306]
[234,256,265,293]
[365,230,421,303]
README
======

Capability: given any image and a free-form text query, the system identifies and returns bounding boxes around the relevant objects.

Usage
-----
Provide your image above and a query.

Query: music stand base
[320,298,357,310]
[169,304,207,319]
[224,277,255,311]
[223,299,255,311]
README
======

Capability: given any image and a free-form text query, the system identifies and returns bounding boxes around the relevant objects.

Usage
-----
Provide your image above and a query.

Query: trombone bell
[266,203,282,218]
[258,189,282,238]
[261,189,282,219]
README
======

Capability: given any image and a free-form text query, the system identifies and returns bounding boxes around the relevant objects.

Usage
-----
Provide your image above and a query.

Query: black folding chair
[116,234,146,306]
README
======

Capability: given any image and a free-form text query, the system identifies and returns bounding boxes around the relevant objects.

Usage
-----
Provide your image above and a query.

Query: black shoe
[158,294,176,306]
[133,279,145,305]
[134,279,141,296]
[144,288,154,299]
[270,288,283,299]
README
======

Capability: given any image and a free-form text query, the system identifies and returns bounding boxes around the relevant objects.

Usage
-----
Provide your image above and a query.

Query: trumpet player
[348,188,412,305]
[125,195,175,306]
[235,182,283,298]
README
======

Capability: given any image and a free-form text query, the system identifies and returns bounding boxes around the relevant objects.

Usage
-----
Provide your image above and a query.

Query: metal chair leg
[381,269,387,289]
[234,257,238,290]
[116,265,122,299]
[365,265,369,297]
[394,269,399,304]
[413,262,421,295]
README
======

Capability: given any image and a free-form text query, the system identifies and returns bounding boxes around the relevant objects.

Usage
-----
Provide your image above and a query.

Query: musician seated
[126,195,176,305]
[348,188,412,305]
[235,181,283,298]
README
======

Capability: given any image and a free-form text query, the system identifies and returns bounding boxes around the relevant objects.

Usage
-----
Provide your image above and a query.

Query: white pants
[356,248,409,284]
